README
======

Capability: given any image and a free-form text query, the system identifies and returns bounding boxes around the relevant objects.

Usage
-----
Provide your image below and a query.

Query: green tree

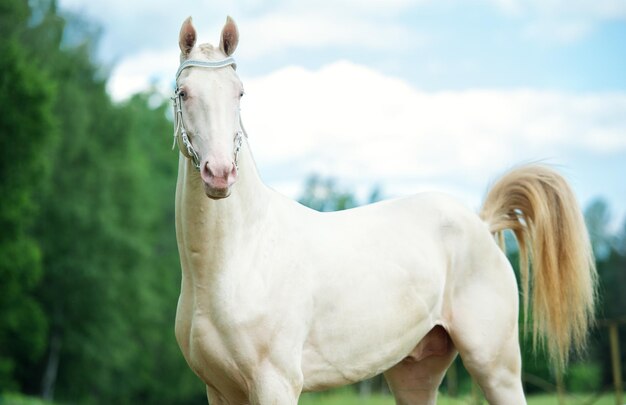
[585,199,613,261]
[0,1,204,401]
[298,175,382,212]
[585,201,626,389]
[0,0,57,392]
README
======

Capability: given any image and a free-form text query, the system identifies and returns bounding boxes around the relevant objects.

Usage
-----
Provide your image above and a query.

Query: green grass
[299,390,392,405]
[0,393,55,405]
[1,391,617,404]
[299,390,617,405]
[525,393,614,405]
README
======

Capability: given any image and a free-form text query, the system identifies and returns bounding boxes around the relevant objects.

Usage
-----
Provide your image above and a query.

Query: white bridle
[172,57,245,171]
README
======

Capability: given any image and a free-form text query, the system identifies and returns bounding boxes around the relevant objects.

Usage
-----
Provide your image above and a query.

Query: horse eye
[178,89,188,99]
[239,90,245,98]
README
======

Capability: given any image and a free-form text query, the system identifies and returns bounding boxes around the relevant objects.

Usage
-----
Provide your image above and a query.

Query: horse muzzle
[200,159,238,199]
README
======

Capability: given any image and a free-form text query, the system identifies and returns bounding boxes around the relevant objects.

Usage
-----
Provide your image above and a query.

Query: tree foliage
[298,175,382,211]
[0,0,56,391]
[1,1,205,403]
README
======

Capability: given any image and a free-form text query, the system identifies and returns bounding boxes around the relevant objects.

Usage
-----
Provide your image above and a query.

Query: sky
[59,0,626,229]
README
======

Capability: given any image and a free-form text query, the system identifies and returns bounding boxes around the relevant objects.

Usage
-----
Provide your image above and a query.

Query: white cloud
[236,11,423,59]
[103,9,422,101]
[103,53,625,218]
[107,49,179,101]
[240,61,626,199]
[106,56,626,186]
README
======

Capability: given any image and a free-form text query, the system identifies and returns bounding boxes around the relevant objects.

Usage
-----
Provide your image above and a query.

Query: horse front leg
[248,365,303,405]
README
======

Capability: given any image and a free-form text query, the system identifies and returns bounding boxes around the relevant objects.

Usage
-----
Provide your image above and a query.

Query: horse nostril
[203,161,212,175]
[201,161,213,183]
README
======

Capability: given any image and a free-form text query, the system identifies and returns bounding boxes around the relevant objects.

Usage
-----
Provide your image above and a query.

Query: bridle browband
[171,57,245,172]
[175,57,237,81]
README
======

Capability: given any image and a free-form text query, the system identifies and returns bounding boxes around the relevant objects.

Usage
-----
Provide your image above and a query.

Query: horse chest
[176,277,276,394]
[176,314,254,402]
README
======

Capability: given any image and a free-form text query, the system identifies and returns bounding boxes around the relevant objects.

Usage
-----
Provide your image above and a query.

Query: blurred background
[0,0,624,404]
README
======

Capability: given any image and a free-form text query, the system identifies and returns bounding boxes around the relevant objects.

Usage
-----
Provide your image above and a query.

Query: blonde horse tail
[480,164,597,370]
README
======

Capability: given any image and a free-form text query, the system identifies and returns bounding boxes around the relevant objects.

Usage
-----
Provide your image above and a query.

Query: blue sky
[59,0,626,229]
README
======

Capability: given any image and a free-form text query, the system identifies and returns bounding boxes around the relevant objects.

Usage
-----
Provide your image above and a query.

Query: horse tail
[479,164,597,370]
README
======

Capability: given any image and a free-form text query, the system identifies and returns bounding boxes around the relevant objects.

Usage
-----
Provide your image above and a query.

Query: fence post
[556,370,566,405]
[609,322,623,405]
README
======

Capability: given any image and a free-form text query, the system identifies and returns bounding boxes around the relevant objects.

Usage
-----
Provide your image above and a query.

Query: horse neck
[175,140,270,273]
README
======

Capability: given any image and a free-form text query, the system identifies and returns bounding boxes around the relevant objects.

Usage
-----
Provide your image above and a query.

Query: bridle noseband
[171,57,245,171]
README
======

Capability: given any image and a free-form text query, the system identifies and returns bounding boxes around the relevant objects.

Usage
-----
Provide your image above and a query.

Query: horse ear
[179,16,197,56]
[219,16,239,56]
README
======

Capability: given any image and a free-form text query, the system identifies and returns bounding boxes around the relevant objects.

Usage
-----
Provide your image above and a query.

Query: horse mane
[199,43,216,57]
[179,43,220,64]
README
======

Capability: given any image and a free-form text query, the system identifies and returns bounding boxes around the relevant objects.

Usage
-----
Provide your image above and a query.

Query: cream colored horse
[173,17,596,405]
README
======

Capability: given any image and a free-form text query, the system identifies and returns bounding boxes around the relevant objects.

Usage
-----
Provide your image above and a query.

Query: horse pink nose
[201,160,238,190]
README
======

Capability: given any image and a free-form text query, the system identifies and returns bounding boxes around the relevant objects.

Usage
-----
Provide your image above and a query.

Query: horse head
[174,16,244,199]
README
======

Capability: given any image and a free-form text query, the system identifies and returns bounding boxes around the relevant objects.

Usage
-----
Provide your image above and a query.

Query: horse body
[172,16,595,405]
[176,142,519,402]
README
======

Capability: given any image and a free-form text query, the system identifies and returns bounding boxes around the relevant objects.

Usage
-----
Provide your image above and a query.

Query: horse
[172,16,597,405]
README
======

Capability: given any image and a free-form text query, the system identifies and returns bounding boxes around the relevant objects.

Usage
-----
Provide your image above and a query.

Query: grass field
[2,391,617,404]
[299,390,616,405]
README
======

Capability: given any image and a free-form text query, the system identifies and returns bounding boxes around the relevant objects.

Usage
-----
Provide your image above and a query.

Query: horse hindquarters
[447,232,526,405]
[384,203,526,405]
[385,257,526,404]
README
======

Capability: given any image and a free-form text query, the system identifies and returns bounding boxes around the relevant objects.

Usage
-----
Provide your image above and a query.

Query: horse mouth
[203,182,231,200]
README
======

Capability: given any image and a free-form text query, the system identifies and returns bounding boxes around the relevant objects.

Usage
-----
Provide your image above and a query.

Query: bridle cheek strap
[172,91,201,169]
